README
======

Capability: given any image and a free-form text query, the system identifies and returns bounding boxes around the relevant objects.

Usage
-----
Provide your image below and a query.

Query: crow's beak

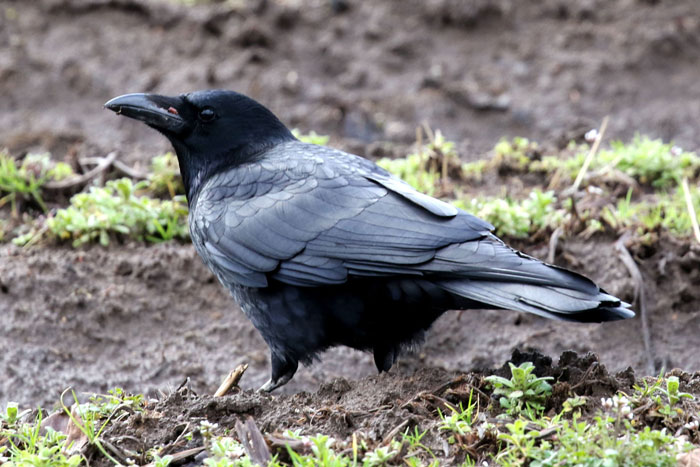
[105,93,186,134]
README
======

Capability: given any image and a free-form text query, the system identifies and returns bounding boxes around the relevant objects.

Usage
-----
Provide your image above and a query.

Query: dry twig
[79,156,150,180]
[615,232,654,375]
[681,177,700,245]
[235,417,271,466]
[562,116,609,196]
[44,152,117,190]
[214,363,249,397]
[142,447,205,467]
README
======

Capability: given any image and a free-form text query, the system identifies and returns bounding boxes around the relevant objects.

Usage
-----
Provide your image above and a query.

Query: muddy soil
[1,0,700,411]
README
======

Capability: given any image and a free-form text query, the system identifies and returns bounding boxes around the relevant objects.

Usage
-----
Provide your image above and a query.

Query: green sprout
[485,362,554,417]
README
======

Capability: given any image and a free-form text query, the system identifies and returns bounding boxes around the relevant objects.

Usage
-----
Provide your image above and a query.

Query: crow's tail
[439,279,633,322]
[431,238,634,322]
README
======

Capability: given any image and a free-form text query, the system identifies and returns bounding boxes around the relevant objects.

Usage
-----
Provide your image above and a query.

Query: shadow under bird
[105,90,634,392]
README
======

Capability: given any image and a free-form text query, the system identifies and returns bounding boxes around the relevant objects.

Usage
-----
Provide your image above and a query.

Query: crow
[105,90,633,391]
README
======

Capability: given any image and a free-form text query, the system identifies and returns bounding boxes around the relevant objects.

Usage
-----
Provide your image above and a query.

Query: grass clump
[492,137,540,172]
[1,416,83,467]
[0,151,73,216]
[532,136,700,188]
[378,151,441,196]
[601,185,700,237]
[47,178,189,246]
[377,129,459,196]
[497,412,683,467]
[0,388,145,467]
[594,136,699,188]
[454,189,564,238]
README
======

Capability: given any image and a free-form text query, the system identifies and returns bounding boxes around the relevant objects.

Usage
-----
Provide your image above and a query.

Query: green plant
[495,403,688,467]
[461,159,487,180]
[204,436,251,467]
[601,137,699,188]
[84,387,145,419]
[485,362,553,417]
[454,189,565,238]
[378,129,459,196]
[438,390,478,440]
[47,178,189,246]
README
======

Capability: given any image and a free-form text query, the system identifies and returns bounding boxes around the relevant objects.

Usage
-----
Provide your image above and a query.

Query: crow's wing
[190,141,493,288]
[191,141,632,321]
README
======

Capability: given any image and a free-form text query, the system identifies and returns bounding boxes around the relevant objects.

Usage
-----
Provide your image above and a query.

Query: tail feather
[439,279,633,322]
[430,235,634,323]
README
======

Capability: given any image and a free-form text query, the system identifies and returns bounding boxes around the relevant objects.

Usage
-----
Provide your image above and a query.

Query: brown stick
[214,363,249,397]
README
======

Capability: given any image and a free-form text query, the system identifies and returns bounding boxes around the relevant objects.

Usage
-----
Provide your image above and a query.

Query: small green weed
[485,362,554,417]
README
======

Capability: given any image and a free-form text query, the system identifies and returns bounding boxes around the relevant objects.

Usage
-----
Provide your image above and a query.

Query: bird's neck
[172,136,295,203]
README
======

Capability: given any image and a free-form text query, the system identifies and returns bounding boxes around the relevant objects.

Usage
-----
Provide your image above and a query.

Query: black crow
[105,90,633,391]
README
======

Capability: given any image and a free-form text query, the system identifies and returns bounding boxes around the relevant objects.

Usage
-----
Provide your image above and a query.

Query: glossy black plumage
[105,90,634,391]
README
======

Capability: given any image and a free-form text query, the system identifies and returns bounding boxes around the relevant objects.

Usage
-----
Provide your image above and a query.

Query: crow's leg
[373,346,397,373]
[258,353,298,392]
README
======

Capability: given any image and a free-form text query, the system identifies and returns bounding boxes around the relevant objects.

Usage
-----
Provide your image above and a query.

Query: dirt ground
[1,0,700,418]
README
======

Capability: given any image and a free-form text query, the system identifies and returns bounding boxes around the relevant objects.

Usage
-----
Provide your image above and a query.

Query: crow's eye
[198,108,216,122]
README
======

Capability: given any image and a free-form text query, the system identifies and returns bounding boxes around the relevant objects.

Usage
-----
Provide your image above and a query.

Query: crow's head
[105,90,294,200]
